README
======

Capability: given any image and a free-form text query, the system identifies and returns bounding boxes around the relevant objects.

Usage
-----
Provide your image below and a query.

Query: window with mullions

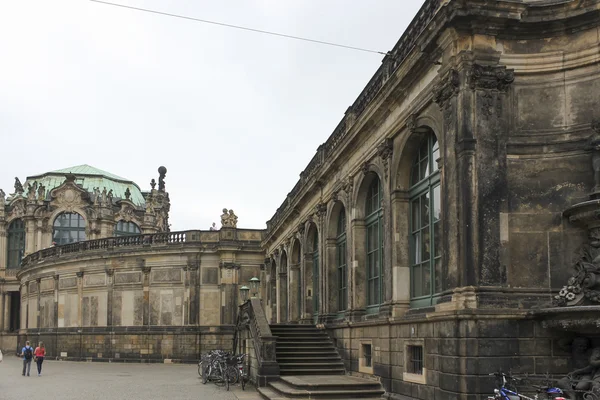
[366,176,383,310]
[7,219,25,269]
[114,220,141,237]
[410,133,441,307]
[53,212,86,245]
[336,209,347,312]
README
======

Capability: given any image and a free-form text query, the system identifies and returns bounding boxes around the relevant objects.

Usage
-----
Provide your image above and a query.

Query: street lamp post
[239,285,250,303]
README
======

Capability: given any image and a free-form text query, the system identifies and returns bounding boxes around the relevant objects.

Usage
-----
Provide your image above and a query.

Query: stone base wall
[327,314,581,400]
[4,326,234,363]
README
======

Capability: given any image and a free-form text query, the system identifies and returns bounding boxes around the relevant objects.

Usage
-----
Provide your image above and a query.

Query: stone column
[24,217,36,255]
[390,189,410,317]
[76,271,84,327]
[106,269,114,326]
[325,238,337,318]
[22,283,28,330]
[36,221,43,252]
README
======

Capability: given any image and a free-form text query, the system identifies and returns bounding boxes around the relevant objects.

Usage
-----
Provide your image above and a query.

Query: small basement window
[363,344,372,367]
[407,345,423,375]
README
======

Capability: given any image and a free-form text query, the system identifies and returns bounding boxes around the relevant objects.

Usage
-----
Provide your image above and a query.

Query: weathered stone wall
[328,317,589,400]
[18,326,233,363]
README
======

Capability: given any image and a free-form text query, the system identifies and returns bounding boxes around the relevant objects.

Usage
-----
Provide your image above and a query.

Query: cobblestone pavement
[0,355,261,400]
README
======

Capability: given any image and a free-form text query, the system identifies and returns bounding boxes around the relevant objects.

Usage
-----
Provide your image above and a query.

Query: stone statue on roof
[221,208,238,228]
[37,184,45,201]
[158,166,167,191]
[0,189,5,205]
[124,187,131,200]
[14,177,24,194]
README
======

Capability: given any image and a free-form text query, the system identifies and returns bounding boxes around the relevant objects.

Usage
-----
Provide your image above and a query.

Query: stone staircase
[257,324,385,400]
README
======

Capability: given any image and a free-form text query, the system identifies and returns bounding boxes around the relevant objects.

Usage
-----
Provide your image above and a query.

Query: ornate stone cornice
[468,64,514,92]
[433,69,459,106]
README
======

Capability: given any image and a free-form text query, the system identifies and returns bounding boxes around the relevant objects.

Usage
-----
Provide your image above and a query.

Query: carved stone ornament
[469,64,515,92]
[55,187,82,213]
[433,69,459,106]
[0,188,5,205]
[297,222,305,237]
[554,236,600,306]
[377,138,394,179]
[10,201,25,219]
[407,114,418,133]
[158,166,167,191]
[362,162,371,176]
[315,203,327,220]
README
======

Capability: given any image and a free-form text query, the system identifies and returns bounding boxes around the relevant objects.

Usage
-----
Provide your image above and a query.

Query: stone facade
[0,165,265,362]
[261,0,600,399]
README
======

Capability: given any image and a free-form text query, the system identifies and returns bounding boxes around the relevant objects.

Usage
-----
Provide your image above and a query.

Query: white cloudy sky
[0,0,424,231]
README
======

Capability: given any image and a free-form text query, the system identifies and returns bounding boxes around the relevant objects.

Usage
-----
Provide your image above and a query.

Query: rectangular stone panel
[60,277,77,289]
[39,295,55,328]
[151,268,182,283]
[515,84,565,132]
[115,272,141,285]
[29,281,38,294]
[84,273,106,287]
[202,268,219,285]
[40,278,54,292]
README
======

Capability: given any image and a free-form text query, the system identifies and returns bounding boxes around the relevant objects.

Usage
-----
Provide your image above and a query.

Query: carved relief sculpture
[591,120,600,194]
[433,69,459,107]
[556,338,600,399]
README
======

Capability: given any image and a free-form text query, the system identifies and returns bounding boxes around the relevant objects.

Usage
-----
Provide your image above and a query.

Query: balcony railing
[20,229,261,268]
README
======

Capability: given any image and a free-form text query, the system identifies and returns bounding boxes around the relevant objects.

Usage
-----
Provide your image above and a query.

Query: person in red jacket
[34,342,46,377]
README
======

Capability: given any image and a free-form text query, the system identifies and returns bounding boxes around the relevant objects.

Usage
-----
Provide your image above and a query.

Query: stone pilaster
[141,262,151,326]
[36,278,41,329]
[0,291,4,332]
[182,266,189,326]
[106,269,114,326]
[53,275,59,328]
[0,227,7,271]
[4,291,11,331]
[188,260,199,325]
[76,271,84,327]
[24,217,36,256]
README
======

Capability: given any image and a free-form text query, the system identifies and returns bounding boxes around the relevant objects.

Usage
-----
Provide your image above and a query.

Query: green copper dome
[23,164,145,206]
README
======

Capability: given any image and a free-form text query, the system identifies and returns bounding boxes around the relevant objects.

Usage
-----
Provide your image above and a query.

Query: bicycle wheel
[227,365,239,385]
[240,368,246,391]
[201,363,209,385]
[214,363,226,387]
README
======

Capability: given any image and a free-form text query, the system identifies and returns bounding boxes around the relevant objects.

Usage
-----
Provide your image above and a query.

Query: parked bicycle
[488,372,566,400]
[198,350,247,391]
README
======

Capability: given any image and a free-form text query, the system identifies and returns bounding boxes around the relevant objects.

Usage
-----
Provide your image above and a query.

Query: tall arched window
[366,176,383,311]
[312,232,319,321]
[53,212,86,245]
[114,221,141,237]
[410,133,441,307]
[7,219,25,269]
[336,209,347,312]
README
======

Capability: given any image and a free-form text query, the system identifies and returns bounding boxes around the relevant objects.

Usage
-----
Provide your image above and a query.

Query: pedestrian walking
[34,342,46,376]
[21,341,34,376]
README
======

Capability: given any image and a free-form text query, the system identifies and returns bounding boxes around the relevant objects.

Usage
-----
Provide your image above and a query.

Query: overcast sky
[0,0,424,231]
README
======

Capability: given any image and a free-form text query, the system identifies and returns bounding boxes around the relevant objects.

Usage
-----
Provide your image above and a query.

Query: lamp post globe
[239,285,250,302]
[249,277,260,298]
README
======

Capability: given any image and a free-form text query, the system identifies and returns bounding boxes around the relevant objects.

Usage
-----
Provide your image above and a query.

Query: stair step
[279,368,346,375]
[280,375,383,391]
[269,380,385,399]
[277,356,341,360]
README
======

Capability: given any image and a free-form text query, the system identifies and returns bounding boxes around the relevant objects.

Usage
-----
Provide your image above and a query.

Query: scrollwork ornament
[433,69,460,107]
[469,64,515,92]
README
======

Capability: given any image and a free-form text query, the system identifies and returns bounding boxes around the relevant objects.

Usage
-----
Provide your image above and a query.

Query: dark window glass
[365,177,383,308]
[410,133,442,306]
[7,219,25,269]
[114,221,141,237]
[336,209,347,312]
[53,213,86,245]
[407,345,424,375]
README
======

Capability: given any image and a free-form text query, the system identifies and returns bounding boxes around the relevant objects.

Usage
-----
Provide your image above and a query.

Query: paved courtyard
[0,355,261,400]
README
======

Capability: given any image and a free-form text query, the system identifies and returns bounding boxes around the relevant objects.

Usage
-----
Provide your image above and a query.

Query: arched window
[336,209,347,312]
[53,212,86,245]
[366,176,383,310]
[410,133,441,307]
[7,219,25,269]
[114,221,141,237]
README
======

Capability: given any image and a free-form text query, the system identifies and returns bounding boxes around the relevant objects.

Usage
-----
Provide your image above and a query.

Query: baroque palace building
[2,0,600,399]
